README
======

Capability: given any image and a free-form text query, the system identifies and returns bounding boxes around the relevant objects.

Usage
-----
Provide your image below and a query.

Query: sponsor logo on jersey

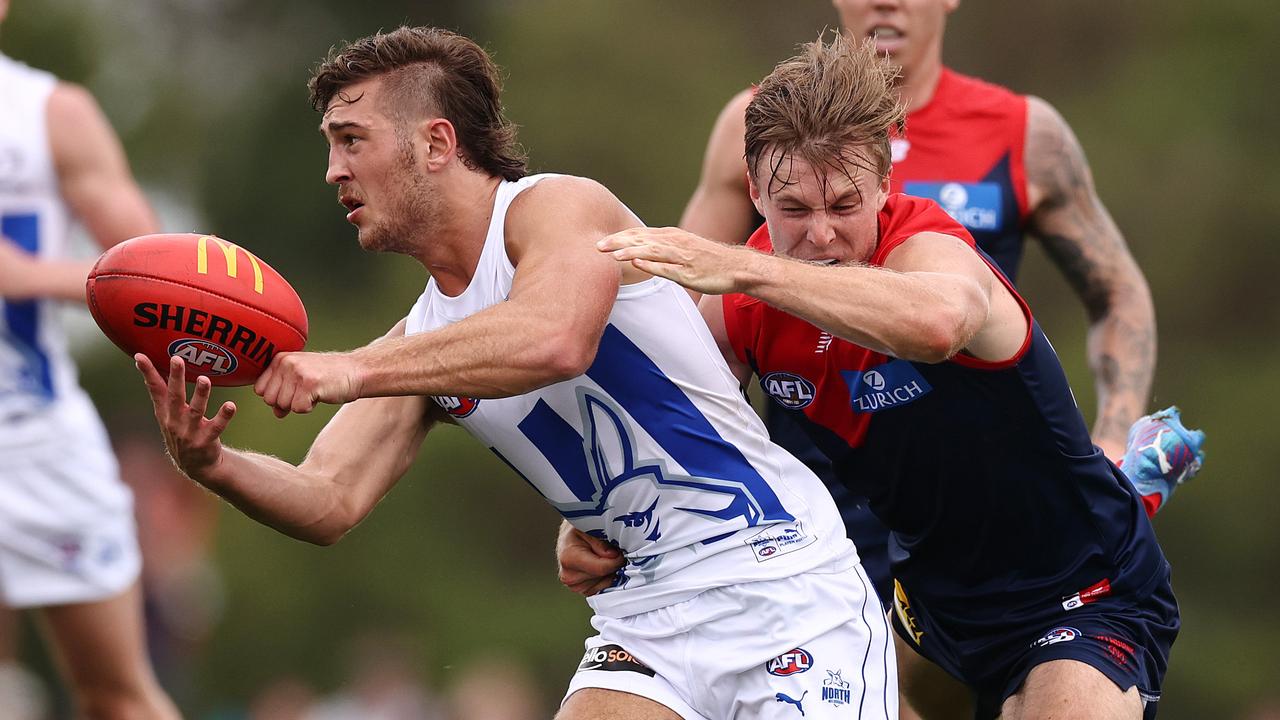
[766,648,814,676]
[761,372,816,409]
[168,338,237,376]
[903,181,1003,231]
[745,522,815,562]
[433,395,479,418]
[577,644,655,676]
[1062,578,1112,611]
[822,670,852,706]
[775,691,807,715]
[1031,626,1081,648]
[843,360,932,413]
[136,303,277,367]
[893,579,925,645]
[815,331,834,354]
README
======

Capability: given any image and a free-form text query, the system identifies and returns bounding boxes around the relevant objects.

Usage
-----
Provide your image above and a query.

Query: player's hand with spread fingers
[556,520,624,597]
[135,353,236,479]
[597,227,759,296]
[253,351,364,417]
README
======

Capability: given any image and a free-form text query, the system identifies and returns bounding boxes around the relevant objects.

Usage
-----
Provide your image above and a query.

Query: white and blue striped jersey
[0,53,81,424]
[404,175,854,617]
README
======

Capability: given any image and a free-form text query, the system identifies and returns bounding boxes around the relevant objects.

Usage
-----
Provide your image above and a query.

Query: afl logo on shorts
[168,338,237,376]
[761,372,816,409]
[1032,627,1081,648]
[766,648,814,676]
[433,395,479,418]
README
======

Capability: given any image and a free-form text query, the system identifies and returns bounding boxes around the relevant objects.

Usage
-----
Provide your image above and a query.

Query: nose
[806,214,838,249]
[325,147,351,186]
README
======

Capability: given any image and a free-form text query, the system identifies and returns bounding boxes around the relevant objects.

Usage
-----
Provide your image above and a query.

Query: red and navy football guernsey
[892,68,1030,280]
[724,195,1169,631]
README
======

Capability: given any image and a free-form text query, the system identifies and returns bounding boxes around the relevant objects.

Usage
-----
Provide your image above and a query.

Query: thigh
[1000,659,1142,720]
[35,581,156,694]
[893,629,971,720]
[558,688,686,720]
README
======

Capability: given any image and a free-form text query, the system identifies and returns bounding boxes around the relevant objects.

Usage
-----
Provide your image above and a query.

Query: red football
[86,233,308,386]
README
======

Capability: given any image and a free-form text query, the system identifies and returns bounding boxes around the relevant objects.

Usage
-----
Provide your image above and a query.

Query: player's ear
[420,118,458,171]
[747,168,766,217]
[876,172,891,210]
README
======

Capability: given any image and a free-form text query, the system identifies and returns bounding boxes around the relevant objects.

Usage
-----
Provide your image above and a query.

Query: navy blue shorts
[889,564,1179,719]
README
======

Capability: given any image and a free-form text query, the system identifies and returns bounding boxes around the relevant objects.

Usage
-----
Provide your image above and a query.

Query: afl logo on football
[168,338,237,376]
[434,395,479,418]
[766,648,814,676]
[761,372,816,409]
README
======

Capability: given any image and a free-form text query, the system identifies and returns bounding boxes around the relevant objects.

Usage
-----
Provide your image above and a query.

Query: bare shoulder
[46,82,107,141]
[508,175,638,237]
[1024,95,1095,209]
[717,87,754,127]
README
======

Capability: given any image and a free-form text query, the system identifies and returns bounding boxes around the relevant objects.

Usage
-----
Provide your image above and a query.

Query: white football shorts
[564,550,898,719]
[0,395,140,608]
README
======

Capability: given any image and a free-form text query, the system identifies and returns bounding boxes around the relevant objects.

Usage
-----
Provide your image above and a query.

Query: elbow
[535,328,600,383]
[909,309,971,364]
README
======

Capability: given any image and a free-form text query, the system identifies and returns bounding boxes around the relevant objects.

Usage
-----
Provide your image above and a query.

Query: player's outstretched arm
[679,89,759,247]
[600,227,1021,364]
[1024,96,1156,460]
[0,235,95,302]
[255,178,639,417]
[138,324,435,545]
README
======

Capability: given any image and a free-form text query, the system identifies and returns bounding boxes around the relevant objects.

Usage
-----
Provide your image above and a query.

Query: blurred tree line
[4,0,1278,717]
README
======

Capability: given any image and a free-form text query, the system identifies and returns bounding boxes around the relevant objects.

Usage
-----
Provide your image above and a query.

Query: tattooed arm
[1024,96,1156,460]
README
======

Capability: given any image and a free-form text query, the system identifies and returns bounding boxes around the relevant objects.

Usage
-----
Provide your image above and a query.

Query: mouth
[868,25,906,53]
[811,258,840,266]
[339,195,365,222]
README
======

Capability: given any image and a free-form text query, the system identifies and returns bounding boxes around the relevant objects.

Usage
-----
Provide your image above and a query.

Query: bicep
[48,84,158,247]
[679,91,757,245]
[1024,96,1143,315]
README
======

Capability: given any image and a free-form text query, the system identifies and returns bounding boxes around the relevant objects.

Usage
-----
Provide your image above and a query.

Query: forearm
[0,258,95,303]
[1086,275,1157,454]
[195,446,351,545]
[353,299,600,399]
[738,250,982,362]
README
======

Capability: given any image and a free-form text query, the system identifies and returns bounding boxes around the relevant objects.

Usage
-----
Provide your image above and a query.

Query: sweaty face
[831,0,958,75]
[750,150,890,265]
[321,78,435,254]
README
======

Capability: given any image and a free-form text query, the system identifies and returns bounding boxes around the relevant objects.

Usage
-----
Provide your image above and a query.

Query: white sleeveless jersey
[405,175,854,617]
[0,53,80,423]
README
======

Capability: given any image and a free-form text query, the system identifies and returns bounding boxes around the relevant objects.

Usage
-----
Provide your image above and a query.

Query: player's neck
[416,172,503,295]
[895,54,945,114]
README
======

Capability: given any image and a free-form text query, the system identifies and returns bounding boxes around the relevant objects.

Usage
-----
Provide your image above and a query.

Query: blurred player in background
[136,26,896,720]
[0,1,180,717]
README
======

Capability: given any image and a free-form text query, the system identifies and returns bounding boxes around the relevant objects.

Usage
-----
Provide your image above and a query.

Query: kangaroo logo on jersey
[843,360,932,413]
[767,648,814,676]
[822,670,851,707]
[904,181,1002,231]
[168,338,237,376]
[433,395,479,418]
[761,372,816,409]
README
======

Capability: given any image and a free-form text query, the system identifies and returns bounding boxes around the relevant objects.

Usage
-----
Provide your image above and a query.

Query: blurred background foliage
[4,0,1279,717]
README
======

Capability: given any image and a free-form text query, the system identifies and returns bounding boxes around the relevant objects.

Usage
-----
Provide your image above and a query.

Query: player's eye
[832,204,858,213]
[342,134,361,148]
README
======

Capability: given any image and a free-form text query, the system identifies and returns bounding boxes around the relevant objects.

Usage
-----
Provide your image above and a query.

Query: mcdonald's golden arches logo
[196,235,264,294]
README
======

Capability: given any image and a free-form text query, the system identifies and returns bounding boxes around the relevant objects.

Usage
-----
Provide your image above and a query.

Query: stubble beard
[358,143,438,255]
